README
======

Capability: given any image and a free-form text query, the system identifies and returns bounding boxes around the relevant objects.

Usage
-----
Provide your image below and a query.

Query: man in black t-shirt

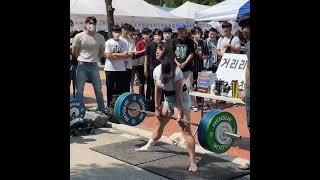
[173,23,195,106]
[144,29,163,112]
[190,26,209,112]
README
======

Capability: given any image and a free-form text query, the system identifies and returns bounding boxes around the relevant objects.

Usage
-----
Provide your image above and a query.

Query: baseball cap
[176,23,187,30]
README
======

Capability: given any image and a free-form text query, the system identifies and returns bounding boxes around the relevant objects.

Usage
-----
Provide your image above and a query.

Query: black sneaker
[101,108,113,119]
[149,107,155,112]
[109,116,121,124]
[146,100,155,112]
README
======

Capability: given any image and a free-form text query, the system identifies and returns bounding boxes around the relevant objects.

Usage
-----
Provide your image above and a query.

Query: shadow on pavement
[70,128,121,144]
[71,163,167,180]
[93,127,123,135]
[71,163,249,180]
[70,136,96,144]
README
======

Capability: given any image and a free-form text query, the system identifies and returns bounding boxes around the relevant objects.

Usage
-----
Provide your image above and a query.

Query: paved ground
[70,125,250,180]
[70,128,169,180]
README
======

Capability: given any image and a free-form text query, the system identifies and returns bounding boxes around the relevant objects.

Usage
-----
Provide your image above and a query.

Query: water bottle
[210,84,215,94]
[231,80,239,98]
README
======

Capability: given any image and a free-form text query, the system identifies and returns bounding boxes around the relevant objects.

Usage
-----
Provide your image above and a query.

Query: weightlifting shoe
[135,145,153,152]
[135,139,157,152]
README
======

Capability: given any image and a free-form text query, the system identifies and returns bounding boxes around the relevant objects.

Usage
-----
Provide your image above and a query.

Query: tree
[164,0,184,7]
[207,0,224,6]
[105,0,115,39]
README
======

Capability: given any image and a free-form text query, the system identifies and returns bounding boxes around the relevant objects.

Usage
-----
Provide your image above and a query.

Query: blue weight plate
[201,109,222,150]
[116,93,136,125]
[70,97,86,121]
[198,110,212,149]
[198,109,221,150]
[114,93,129,121]
[118,93,147,126]
[117,92,132,124]
[114,93,126,120]
[116,93,131,124]
[198,109,216,149]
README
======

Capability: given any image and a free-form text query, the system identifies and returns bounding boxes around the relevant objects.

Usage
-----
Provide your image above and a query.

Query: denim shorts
[162,91,191,116]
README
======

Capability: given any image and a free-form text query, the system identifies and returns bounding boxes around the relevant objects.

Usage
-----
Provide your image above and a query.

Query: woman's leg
[135,106,170,151]
[151,115,170,142]
[179,111,198,172]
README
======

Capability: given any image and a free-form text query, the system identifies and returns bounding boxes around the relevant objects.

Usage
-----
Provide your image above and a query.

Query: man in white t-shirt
[104,25,129,109]
[120,23,136,92]
[72,16,106,112]
[216,21,241,104]
[216,21,241,58]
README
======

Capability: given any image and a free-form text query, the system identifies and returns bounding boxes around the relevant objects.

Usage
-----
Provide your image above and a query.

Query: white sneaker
[134,140,157,152]
[135,145,152,152]
[192,107,199,112]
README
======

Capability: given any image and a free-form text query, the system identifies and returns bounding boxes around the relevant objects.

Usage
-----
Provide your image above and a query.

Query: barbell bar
[127,107,199,126]
[128,107,242,141]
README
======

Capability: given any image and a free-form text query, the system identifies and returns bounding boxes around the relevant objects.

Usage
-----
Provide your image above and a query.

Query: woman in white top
[135,43,197,172]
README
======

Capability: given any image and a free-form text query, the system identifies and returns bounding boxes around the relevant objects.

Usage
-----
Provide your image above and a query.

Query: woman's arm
[154,81,162,116]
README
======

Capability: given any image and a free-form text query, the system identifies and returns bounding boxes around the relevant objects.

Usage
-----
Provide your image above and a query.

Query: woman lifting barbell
[135,42,198,172]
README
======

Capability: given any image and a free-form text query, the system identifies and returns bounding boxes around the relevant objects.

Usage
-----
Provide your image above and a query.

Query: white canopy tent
[207,20,241,36]
[195,0,248,22]
[70,0,192,31]
[170,1,209,19]
[168,1,211,29]
[207,21,224,35]
[153,5,175,12]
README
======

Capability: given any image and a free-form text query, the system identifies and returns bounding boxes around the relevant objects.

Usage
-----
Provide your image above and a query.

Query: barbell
[70,93,242,154]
